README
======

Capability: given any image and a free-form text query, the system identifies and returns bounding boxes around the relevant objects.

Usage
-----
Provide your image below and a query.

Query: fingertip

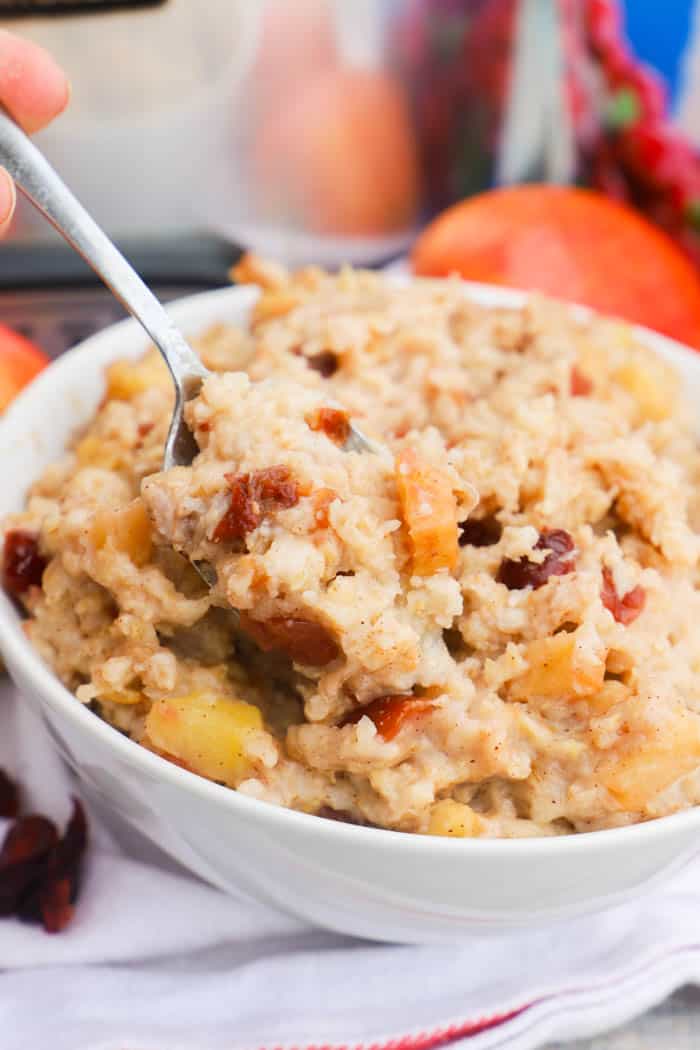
[0,30,70,134]
[0,168,16,237]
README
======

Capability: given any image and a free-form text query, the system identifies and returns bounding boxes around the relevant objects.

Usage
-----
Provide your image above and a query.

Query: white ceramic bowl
[3,283,700,944]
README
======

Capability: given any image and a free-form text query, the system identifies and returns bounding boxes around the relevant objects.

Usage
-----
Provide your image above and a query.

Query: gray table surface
[546,987,700,1048]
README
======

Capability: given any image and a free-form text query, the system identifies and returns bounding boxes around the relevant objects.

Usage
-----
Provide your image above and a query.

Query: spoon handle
[0,108,205,387]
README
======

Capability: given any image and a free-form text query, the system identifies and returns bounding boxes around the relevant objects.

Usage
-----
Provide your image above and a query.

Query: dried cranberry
[17,799,88,934]
[213,476,262,542]
[0,786,88,934]
[538,530,575,557]
[0,815,57,868]
[601,567,646,625]
[37,877,73,935]
[306,407,351,446]
[252,466,300,506]
[341,695,434,741]
[239,614,340,666]
[2,530,46,597]
[497,529,575,591]
[307,350,339,378]
[0,771,19,819]
[570,366,593,396]
[213,466,299,543]
[459,515,503,548]
[0,815,58,917]
[43,799,88,933]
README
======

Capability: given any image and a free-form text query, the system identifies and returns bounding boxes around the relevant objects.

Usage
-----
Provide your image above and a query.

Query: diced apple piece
[510,631,605,702]
[105,348,171,401]
[91,499,152,566]
[145,692,264,787]
[396,447,458,576]
[427,799,483,838]
[587,679,629,716]
[75,434,126,471]
[251,291,300,326]
[613,355,678,422]
[599,708,700,809]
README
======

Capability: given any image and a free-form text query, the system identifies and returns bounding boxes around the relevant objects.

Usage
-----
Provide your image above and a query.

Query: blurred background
[2,0,700,355]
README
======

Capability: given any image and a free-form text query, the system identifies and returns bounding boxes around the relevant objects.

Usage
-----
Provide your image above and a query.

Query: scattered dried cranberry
[0,815,58,917]
[0,815,57,867]
[36,877,73,935]
[497,529,576,591]
[16,800,88,934]
[239,614,340,666]
[35,799,87,933]
[601,567,646,625]
[459,515,503,548]
[342,694,434,741]
[570,366,593,396]
[0,771,19,819]
[307,350,339,378]
[0,794,88,933]
[213,466,299,543]
[306,406,351,446]
[2,530,47,597]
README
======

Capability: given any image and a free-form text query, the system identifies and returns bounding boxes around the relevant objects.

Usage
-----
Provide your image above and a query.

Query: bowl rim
[3,278,700,858]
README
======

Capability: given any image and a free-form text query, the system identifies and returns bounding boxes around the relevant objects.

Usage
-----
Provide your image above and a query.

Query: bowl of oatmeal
[3,260,700,941]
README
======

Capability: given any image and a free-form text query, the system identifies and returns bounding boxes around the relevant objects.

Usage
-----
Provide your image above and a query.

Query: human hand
[0,30,69,236]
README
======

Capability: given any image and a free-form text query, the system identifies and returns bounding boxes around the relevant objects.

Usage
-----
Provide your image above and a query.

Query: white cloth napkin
[2,677,700,1050]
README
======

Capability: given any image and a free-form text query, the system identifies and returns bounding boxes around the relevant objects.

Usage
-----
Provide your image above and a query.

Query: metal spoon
[0,108,379,471]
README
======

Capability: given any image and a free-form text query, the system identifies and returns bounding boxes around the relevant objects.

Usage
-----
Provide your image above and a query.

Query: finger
[0,167,16,237]
[0,30,69,134]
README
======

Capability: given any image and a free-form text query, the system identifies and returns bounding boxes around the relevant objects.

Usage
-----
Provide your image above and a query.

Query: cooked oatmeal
[5,255,700,838]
